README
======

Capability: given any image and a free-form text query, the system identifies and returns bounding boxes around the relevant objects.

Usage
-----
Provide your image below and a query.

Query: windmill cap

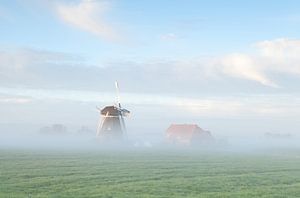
[101,106,119,116]
[101,105,130,116]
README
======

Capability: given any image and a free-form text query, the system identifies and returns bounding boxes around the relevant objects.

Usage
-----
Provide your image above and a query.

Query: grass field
[1,149,300,198]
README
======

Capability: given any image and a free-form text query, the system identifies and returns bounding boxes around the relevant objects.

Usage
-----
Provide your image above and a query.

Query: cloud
[55,0,118,41]
[256,38,300,59]
[213,38,300,87]
[0,48,85,88]
[256,38,300,75]
[1,86,299,117]
[219,53,278,87]
[0,95,32,104]
[2,38,300,93]
[160,33,178,41]
[0,48,82,74]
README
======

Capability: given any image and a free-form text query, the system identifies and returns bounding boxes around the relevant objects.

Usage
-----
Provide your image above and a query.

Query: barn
[165,124,213,146]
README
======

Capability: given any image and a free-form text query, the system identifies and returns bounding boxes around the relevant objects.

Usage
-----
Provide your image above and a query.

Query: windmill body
[96,82,130,141]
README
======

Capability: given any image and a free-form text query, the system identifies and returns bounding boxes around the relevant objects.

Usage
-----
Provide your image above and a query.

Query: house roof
[101,106,120,116]
[166,124,205,142]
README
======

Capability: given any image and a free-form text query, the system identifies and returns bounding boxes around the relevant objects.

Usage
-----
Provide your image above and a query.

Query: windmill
[96,81,130,141]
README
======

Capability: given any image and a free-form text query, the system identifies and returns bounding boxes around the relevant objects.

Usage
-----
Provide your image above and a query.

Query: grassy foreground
[1,149,300,198]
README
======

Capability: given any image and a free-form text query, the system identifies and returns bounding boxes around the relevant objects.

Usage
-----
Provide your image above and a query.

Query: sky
[1,0,300,140]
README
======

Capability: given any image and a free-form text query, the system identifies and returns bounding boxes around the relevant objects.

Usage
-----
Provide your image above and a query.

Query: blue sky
[2,0,300,59]
[1,0,300,138]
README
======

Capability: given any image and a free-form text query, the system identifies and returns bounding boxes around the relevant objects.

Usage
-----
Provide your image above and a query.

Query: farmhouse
[165,124,213,146]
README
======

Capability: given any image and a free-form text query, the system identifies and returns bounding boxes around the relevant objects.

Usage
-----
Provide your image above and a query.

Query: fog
[1,124,299,153]
[1,91,300,152]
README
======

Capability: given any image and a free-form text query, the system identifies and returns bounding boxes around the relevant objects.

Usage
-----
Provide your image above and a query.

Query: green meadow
[1,149,300,198]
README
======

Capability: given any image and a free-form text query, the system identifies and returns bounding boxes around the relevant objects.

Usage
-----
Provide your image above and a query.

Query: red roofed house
[166,124,213,146]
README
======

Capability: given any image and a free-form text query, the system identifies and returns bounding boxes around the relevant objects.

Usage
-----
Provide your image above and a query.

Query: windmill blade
[120,108,130,116]
[115,81,121,108]
[96,112,108,137]
[96,116,103,137]
[120,114,127,139]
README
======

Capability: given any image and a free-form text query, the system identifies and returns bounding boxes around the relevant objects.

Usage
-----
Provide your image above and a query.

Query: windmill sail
[115,81,121,108]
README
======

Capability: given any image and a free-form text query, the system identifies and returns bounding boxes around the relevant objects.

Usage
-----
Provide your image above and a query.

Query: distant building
[165,124,214,146]
[264,132,292,139]
[77,126,94,136]
[39,124,68,135]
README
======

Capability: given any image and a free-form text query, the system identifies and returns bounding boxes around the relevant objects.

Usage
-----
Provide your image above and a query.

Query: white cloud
[2,38,300,92]
[0,95,32,104]
[219,53,278,87]
[0,48,85,89]
[1,87,299,118]
[213,38,300,87]
[256,38,300,59]
[0,48,81,74]
[256,38,300,75]
[55,0,118,41]
[160,33,178,41]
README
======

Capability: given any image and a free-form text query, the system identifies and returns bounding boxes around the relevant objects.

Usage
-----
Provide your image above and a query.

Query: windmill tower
[96,82,130,141]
